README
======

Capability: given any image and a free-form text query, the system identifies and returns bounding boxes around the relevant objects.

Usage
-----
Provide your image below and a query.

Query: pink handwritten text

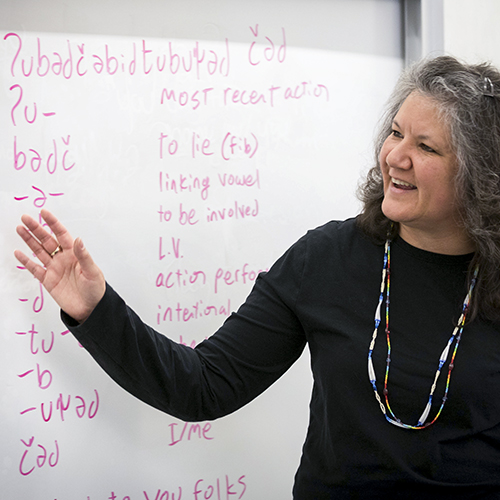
[19,436,59,476]
[156,299,231,325]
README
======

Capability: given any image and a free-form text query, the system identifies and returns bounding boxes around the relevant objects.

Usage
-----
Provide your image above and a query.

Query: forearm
[63,279,306,421]
[63,283,211,420]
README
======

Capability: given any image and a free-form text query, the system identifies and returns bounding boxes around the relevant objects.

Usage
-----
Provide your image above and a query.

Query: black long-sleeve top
[64,218,500,498]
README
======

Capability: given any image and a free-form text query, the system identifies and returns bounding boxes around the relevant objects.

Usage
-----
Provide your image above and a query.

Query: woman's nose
[385,141,412,170]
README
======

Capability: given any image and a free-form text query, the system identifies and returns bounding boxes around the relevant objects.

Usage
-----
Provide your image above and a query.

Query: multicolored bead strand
[368,239,478,430]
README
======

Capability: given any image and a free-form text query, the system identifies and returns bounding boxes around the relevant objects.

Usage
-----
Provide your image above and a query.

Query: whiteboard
[0,1,403,498]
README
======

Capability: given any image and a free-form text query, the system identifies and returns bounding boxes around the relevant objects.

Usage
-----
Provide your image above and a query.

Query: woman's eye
[420,143,436,153]
[391,129,403,139]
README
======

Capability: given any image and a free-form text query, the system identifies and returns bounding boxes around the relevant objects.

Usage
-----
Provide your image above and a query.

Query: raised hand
[14,209,106,323]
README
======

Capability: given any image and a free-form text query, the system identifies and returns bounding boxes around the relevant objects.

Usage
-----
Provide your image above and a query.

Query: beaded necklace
[367,238,478,430]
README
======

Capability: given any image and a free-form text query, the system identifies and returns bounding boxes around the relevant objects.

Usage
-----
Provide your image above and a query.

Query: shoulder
[260,217,384,310]
[299,217,377,257]
[270,217,381,279]
[305,217,360,240]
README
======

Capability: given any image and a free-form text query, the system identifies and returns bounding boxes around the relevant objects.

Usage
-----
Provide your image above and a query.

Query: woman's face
[380,92,466,251]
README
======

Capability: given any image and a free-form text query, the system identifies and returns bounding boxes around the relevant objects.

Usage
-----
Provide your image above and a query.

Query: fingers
[14,248,47,283]
[16,223,53,268]
[19,209,73,258]
[17,209,74,265]
[39,208,74,250]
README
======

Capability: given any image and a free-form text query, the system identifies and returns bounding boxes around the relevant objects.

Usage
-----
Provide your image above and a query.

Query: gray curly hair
[357,55,500,321]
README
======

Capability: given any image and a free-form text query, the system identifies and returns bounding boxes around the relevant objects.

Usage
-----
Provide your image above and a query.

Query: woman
[15,56,500,498]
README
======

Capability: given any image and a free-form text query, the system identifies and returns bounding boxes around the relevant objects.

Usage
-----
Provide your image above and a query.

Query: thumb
[73,237,100,277]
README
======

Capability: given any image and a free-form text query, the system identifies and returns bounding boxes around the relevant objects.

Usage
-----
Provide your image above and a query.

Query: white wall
[406,0,500,67]
[443,0,500,66]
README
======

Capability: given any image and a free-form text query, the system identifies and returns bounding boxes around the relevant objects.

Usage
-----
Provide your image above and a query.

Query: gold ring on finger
[50,245,63,257]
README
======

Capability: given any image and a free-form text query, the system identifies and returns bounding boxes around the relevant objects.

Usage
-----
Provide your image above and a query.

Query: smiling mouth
[392,177,416,190]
